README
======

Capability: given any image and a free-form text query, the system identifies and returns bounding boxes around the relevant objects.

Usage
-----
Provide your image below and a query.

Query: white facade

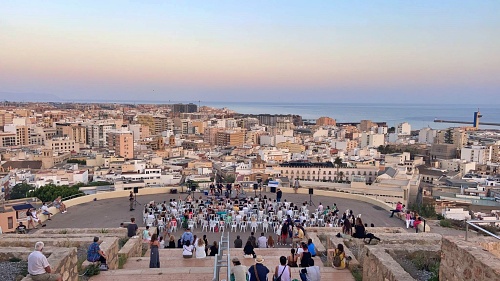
[397,122,411,135]
[418,128,437,144]
[461,145,491,165]
[360,132,385,148]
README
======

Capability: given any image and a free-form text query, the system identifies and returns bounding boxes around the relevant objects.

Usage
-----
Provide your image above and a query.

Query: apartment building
[316,117,336,126]
[279,162,379,183]
[418,128,437,144]
[56,123,87,147]
[461,145,491,165]
[360,132,385,148]
[45,137,80,153]
[107,130,133,159]
[216,129,245,147]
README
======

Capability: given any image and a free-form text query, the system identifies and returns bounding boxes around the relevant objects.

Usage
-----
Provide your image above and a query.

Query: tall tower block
[473,110,482,129]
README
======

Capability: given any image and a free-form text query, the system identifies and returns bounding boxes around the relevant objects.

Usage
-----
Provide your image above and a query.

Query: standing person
[26,208,36,229]
[405,210,412,229]
[299,259,320,281]
[230,257,248,281]
[129,191,134,211]
[181,228,194,245]
[87,237,107,268]
[248,256,269,281]
[234,235,243,248]
[274,256,291,281]
[276,188,283,203]
[281,222,289,246]
[142,226,151,241]
[257,232,268,248]
[149,234,160,268]
[127,218,138,238]
[28,242,62,281]
[195,238,207,259]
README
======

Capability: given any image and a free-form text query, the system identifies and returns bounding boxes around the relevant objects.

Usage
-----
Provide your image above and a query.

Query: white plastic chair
[250,221,258,233]
[240,221,247,232]
[262,221,269,232]
[202,220,209,232]
[231,221,238,232]
[219,221,225,232]
[210,220,217,232]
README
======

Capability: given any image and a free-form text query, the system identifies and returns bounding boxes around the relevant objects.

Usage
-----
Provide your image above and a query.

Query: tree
[338,171,345,183]
[444,129,454,144]
[30,184,84,203]
[9,183,35,200]
[334,157,343,182]
[224,175,235,183]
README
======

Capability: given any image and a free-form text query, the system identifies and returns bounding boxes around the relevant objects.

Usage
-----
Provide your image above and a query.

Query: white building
[418,128,437,144]
[397,122,411,135]
[360,132,385,148]
[461,145,491,165]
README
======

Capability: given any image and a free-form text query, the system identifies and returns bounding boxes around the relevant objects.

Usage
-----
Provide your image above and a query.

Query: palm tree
[334,157,343,182]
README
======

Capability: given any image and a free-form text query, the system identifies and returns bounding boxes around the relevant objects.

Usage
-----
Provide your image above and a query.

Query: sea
[199,102,500,130]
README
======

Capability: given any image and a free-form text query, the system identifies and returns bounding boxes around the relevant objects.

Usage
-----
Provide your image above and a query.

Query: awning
[12,203,34,211]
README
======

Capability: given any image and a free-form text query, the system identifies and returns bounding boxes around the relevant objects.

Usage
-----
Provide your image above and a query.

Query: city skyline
[1,1,499,103]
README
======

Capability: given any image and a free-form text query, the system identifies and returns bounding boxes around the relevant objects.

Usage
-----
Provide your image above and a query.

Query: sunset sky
[1,1,499,103]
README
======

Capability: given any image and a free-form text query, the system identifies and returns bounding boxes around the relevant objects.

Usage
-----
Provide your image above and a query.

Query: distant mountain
[0,92,64,102]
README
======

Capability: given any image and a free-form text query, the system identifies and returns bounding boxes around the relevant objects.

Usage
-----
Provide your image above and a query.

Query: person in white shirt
[286,209,293,217]
[257,233,268,248]
[317,203,324,213]
[182,240,194,258]
[28,242,62,281]
[41,203,52,220]
[300,259,320,281]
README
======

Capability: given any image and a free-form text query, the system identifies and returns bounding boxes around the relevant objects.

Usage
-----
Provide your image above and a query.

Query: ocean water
[201,102,500,130]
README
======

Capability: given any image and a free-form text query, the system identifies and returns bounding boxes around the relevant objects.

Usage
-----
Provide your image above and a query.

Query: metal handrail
[465,219,500,241]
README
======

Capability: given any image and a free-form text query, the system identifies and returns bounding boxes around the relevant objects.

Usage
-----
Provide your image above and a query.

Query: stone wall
[118,237,142,260]
[440,236,500,281]
[362,245,416,281]
[0,236,120,270]
[19,247,79,281]
[478,239,500,259]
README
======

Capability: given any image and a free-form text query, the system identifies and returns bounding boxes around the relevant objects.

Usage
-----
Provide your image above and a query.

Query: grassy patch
[118,256,127,269]
[59,229,68,234]
[84,263,101,277]
[9,257,22,262]
[439,219,464,229]
[350,265,362,281]
[118,237,129,249]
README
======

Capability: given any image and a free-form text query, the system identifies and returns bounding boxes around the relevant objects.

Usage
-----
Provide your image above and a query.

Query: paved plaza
[42,190,408,246]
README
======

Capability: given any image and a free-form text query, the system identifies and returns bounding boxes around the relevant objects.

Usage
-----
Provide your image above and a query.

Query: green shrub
[440,219,452,228]
[9,257,22,262]
[118,255,127,269]
[85,263,100,276]
[118,237,129,249]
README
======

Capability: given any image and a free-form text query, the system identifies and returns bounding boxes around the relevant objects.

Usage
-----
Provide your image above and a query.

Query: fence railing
[465,219,500,241]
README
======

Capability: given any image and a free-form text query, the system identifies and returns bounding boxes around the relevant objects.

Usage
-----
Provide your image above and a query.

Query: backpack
[333,250,342,267]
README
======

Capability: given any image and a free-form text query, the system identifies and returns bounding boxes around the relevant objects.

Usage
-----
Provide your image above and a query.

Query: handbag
[274,266,287,281]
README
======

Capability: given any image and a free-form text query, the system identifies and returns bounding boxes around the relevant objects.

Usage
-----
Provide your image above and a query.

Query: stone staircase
[90,248,355,281]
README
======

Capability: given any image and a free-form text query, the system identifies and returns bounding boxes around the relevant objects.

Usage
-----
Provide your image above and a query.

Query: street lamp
[318,168,321,182]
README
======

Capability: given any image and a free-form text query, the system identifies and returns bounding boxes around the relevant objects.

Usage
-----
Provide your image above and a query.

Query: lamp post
[318,168,321,182]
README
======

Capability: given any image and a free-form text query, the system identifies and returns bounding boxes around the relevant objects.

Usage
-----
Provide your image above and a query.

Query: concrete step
[89,268,355,281]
